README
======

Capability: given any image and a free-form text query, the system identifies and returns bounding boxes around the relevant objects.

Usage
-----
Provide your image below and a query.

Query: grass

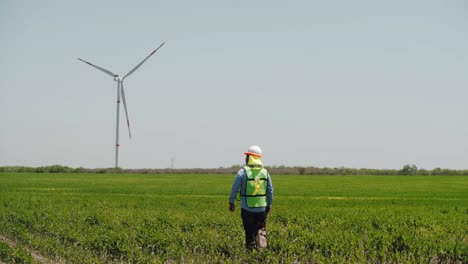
[0,173,467,263]
[0,240,34,264]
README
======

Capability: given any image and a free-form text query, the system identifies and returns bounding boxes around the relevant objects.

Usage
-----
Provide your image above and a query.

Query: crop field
[0,173,467,263]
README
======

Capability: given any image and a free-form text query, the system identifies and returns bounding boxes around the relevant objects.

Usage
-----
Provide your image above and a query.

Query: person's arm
[266,173,274,212]
[228,169,244,211]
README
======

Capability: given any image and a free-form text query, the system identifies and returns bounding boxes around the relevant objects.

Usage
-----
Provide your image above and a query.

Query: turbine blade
[120,82,132,139]
[77,58,117,77]
[123,42,165,80]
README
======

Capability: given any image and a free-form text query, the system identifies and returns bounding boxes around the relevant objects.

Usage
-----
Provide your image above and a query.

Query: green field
[0,173,467,263]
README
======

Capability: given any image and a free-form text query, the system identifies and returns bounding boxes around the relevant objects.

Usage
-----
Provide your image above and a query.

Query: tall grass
[0,173,467,263]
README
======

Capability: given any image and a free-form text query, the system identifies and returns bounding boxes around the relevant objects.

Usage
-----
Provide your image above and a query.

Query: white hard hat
[244,145,263,157]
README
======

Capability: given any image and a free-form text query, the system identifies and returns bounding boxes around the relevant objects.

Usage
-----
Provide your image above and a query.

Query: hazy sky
[1,0,467,169]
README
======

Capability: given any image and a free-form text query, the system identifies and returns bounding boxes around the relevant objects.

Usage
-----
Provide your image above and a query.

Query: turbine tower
[78,42,165,168]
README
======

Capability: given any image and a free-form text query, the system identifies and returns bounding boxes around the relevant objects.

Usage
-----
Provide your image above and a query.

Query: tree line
[0,164,467,176]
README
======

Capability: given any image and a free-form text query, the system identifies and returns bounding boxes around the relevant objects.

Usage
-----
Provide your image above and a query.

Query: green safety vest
[243,166,268,208]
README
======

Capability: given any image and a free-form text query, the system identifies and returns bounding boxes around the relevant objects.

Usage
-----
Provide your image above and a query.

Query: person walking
[229,145,274,249]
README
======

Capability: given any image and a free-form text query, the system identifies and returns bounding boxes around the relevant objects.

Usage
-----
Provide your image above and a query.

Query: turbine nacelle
[113,76,122,82]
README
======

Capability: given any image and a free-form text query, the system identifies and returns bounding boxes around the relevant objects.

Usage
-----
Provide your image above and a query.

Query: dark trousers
[241,209,267,248]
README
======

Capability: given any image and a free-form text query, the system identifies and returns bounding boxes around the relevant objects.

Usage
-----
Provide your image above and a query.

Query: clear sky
[1,0,467,169]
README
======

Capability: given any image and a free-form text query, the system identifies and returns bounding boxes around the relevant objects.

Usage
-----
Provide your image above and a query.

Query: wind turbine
[78,42,165,168]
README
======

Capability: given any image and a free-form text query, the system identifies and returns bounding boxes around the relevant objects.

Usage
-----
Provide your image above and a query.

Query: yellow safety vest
[243,165,268,208]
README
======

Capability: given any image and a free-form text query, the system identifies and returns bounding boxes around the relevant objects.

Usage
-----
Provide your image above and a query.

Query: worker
[229,145,274,249]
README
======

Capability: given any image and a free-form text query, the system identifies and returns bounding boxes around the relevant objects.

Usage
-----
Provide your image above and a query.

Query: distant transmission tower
[170,157,175,169]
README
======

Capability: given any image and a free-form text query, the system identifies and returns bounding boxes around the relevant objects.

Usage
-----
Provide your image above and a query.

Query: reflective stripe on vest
[243,165,268,208]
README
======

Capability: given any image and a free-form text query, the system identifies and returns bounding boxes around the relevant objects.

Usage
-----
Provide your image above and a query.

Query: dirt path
[0,234,56,264]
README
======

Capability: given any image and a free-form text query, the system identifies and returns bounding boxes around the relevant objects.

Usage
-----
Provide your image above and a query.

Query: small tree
[400,164,418,175]
[297,167,306,175]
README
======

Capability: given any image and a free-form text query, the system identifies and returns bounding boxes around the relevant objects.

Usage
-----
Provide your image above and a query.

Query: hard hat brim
[244,151,262,157]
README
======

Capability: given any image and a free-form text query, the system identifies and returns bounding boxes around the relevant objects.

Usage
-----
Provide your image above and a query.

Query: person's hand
[229,203,235,212]
[266,207,271,213]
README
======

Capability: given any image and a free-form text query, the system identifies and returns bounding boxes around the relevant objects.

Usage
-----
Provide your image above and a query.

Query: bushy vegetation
[1,164,467,175]
[0,173,467,263]
[0,241,34,264]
